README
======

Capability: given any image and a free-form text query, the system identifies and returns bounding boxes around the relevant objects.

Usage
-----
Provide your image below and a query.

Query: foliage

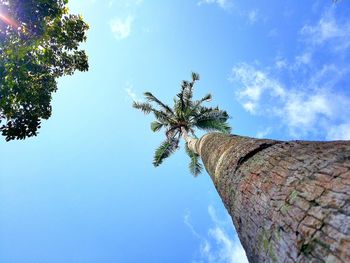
[185,144,202,176]
[133,72,231,176]
[0,0,89,141]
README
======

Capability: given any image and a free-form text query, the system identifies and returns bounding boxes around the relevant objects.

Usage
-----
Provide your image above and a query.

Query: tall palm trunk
[185,133,350,263]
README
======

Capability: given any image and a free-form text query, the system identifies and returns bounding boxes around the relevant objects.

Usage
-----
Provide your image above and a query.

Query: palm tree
[133,72,231,176]
[133,73,350,263]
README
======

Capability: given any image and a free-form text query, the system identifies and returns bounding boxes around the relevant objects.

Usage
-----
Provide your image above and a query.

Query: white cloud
[248,9,258,24]
[197,0,233,11]
[184,205,248,263]
[301,11,350,52]
[256,127,272,139]
[275,57,288,69]
[230,8,350,140]
[184,210,201,239]
[230,63,350,139]
[242,102,256,114]
[282,92,333,136]
[110,15,134,40]
[230,63,285,114]
[207,227,248,263]
[326,123,350,140]
[295,52,312,66]
[125,82,139,101]
[197,1,264,25]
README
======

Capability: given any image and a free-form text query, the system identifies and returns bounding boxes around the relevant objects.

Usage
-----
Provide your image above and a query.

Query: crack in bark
[234,142,279,173]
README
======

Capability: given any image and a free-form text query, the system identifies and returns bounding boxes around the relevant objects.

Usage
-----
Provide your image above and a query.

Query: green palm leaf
[153,110,173,124]
[199,93,212,103]
[144,92,174,116]
[150,121,163,132]
[195,118,231,133]
[153,138,178,166]
[185,144,203,176]
[191,72,200,82]
[132,101,154,114]
[197,107,228,119]
[182,80,194,108]
[187,94,212,117]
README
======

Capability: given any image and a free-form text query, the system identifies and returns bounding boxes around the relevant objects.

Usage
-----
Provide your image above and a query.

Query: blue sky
[1,0,350,262]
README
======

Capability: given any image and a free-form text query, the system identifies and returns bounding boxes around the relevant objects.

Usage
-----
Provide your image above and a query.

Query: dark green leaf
[191,72,200,81]
[132,101,153,114]
[185,144,203,176]
[153,138,178,167]
[144,92,174,116]
[0,0,89,141]
[150,121,163,132]
[195,119,231,133]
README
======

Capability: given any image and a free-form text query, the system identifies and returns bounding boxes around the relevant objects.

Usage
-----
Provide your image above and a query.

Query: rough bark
[195,133,350,263]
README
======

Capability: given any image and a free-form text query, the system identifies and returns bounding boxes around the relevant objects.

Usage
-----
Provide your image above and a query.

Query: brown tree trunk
[192,133,350,263]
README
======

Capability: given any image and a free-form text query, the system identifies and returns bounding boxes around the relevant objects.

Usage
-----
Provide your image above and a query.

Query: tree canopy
[0,0,88,141]
[133,73,231,176]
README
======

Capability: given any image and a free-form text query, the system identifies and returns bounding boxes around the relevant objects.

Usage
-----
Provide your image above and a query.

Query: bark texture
[181,127,199,154]
[194,133,350,263]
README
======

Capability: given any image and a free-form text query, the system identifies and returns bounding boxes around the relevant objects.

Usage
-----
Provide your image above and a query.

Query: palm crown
[133,72,231,176]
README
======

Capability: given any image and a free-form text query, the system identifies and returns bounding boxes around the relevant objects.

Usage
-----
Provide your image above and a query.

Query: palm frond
[132,101,154,114]
[133,101,173,124]
[195,106,215,116]
[187,94,212,117]
[166,126,180,139]
[153,110,173,124]
[153,138,178,167]
[150,121,163,132]
[185,144,203,176]
[200,93,212,102]
[182,81,194,108]
[196,107,229,121]
[192,72,200,82]
[182,72,200,109]
[195,118,231,134]
[144,92,174,116]
[181,80,190,90]
[174,98,185,120]
[176,88,186,112]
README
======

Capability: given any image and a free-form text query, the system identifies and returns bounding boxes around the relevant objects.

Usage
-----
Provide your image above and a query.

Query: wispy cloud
[230,63,285,114]
[184,205,248,263]
[275,57,288,69]
[197,0,233,11]
[125,82,139,101]
[295,52,312,66]
[230,63,350,139]
[247,9,259,24]
[230,7,350,140]
[326,123,350,140]
[184,210,201,239]
[256,127,272,139]
[197,1,263,25]
[110,15,134,40]
[301,11,350,52]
